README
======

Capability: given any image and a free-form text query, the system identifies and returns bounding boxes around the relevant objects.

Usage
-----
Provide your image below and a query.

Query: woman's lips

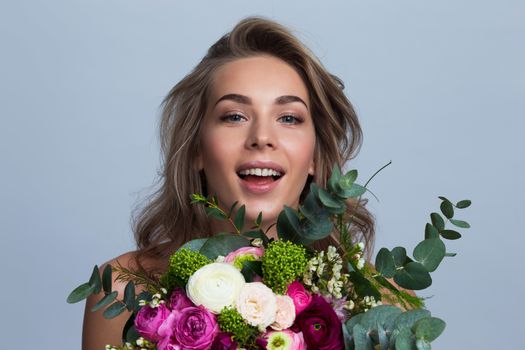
[238,174,283,194]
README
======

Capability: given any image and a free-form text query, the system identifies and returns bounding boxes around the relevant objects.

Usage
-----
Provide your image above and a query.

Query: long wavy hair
[132,16,375,272]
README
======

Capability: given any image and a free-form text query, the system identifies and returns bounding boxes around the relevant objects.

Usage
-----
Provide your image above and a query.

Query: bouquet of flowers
[68,164,471,350]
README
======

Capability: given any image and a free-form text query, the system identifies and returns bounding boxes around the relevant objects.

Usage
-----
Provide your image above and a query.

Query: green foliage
[199,233,251,260]
[343,305,446,350]
[163,248,211,288]
[262,240,308,294]
[217,307,258,346]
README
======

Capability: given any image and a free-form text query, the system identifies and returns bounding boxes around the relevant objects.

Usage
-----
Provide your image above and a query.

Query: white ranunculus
[271,295,296,330]
[186,262,246,314]
[236,282,277,329]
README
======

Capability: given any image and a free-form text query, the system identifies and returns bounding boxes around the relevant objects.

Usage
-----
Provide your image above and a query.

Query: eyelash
[220,113,304,124]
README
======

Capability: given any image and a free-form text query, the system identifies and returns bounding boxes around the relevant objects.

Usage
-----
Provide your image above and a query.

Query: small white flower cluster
[353,242,366,270]
[138,290,166,309]
[303,246,349,299]
[362,295,382,312]
[343,299,355,311]
[251,238,263,247]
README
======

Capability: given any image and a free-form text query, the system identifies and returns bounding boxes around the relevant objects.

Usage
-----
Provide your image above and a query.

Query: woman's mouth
[237,167,284,193]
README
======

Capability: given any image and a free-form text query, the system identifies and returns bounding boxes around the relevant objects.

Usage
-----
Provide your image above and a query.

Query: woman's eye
[220,114,246,123]
[278,115,302,124]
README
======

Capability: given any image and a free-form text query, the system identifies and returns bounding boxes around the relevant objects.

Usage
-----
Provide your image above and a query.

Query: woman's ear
[308,159,315,175]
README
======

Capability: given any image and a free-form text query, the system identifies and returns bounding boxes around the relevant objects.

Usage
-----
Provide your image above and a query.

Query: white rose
[236,282,277,329]
[270,295,296,330]
[186,262,246,314]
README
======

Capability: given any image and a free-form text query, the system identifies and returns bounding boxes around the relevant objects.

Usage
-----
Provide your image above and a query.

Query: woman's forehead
[208,55,310,108]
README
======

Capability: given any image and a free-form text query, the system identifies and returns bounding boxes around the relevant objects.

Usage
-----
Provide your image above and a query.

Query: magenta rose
[158,306,219,350]
[286,281,312,315]
[168,288,194,311]
[210,332,238,350]
[293,295,343,350]
[134,303,170,342]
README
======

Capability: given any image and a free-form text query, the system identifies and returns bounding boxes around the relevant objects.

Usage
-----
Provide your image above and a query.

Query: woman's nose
[245,119,276,150]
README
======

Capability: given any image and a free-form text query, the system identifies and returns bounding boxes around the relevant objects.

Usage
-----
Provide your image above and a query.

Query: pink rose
[258,329,307,350]
[271,295,296,330]
[223,246,264,269]
[168,288,194,311]
[134,304,170,342]
[158,306,218,350]
[286,281,312,315]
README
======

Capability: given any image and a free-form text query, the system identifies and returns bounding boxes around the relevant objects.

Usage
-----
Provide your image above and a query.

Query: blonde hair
[132,16,375,270]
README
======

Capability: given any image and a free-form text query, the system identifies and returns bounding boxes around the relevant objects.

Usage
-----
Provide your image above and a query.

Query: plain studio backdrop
[1,1,523,348]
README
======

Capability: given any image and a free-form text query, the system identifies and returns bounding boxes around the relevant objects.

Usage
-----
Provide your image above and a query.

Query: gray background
[1,0,523,348]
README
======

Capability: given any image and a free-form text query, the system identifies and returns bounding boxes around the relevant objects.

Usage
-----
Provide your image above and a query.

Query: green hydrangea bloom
[262,240,308,294]
[161,248,211,289]
[217,307,258,345]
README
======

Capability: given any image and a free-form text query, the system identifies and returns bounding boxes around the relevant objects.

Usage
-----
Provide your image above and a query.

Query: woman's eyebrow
[214,93,309,110]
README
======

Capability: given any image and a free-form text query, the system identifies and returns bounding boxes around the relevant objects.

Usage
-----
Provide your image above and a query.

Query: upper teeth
[239,168,282,176]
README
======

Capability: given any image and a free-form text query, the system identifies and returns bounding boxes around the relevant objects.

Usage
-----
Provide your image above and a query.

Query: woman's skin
[82,55,316,349]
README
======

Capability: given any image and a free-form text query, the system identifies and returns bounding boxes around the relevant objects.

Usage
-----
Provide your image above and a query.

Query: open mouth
[237,168,283,183]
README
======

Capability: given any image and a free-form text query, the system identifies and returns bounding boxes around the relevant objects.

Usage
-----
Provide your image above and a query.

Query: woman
[82,16,374,349]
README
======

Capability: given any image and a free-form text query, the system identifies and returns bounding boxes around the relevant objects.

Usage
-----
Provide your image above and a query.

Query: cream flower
[271,295,296,330]
[186,262,245,314]
[236,282,277,329]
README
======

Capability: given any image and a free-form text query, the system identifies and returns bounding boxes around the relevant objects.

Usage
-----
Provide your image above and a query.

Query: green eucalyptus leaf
[456,199,471,208]
[67,282,96,304]
[240,260,263,282]
[233,204,246,232]
[199,234,250,260]
[353,324,373,350]
[440,201,454,219]
[342,322,354,349]
[339,169,358,190]
[327,165,342,193]
[277,206,305,243]
[378,325,389,350]
[392,247,407,268]
[394,262,432,290]
[205,207,227,220]
[450,219,470,228]
[358,305,403,331]
[242,230,269,246]
[318,186,346,210]
[441,229,462,240]
[255,212,263,227]
[425,223,439,239]
[430,213,445,231]
[123,313,140,343]
[395,328,415,350]
[414,317,446,342]
[88,265,101,294]
[228,201,238,219]
[346,183,367,198]
[394,309,431,331]
[124,281,135,311]
[416,339,431,350]
[103,301,127,319]
[438,196,450,202]
[179,238,208,252]
[301,215,334,241]
[376,248,396,278]
[413,238,446,272]
[102,265,112,294]
[91,291,118,312]
[445,252,457,257]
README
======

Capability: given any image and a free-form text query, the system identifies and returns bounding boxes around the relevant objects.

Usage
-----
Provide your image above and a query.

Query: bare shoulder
[82,251,141,350]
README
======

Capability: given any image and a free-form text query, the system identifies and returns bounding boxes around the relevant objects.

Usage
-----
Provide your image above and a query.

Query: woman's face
[197,55,316,234]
